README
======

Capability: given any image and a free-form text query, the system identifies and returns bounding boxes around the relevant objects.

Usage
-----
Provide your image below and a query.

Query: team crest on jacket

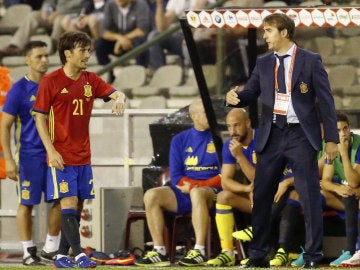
[207,142,216,153]
[300,82,308,93]
[84,84,92,97]
[60,181,69,193]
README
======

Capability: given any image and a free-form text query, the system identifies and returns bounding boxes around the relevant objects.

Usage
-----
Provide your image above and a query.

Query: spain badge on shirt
[84,84,92,98]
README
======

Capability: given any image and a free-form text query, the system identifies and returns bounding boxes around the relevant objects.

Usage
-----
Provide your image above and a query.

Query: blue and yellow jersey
[222,129,257,166]
[2,76,46,159]
[222,129,293,181]
[169,128,221,186]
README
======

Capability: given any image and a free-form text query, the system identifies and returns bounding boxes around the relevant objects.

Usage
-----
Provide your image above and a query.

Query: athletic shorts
[17,156,47,205]
[46,164,95,202]
[166,185,220,216]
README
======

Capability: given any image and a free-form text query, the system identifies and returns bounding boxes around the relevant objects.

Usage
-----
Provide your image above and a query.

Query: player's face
[194,106,209,130]
[337,121,351,142]
[115,0,131,7]
[226,115,248,143]
[263,23,286,52]
[67,44,91,70]
[26,46,49,74]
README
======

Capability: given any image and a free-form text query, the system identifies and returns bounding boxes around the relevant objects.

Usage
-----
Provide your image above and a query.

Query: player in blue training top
[207,108,295,267]
[0,41,61,266]
[135,99,221,267]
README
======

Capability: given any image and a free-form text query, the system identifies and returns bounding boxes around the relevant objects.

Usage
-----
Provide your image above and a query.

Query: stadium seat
[132,65,183,98]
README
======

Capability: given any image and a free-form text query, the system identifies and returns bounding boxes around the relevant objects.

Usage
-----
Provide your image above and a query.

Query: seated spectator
[321,111,360,267]
[0,0,82,56]
[135,99,222,266]
[94,0,152,83]
[61,0,107,40]
[207,108,295,266]
[148,0,211,71]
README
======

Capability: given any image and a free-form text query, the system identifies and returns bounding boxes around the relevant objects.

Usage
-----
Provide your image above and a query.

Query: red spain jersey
[33,68,115,165]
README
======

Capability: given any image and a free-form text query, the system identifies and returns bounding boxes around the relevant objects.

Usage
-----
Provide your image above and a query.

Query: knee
[87,16,97,27]
[60,197,78,210]
[18,204,33,214]
[60,15,72,30]
[143,188,160,207]
[216,190,233,205]
[289,190,299,201]
[189,187,209,204]
[147,29,159,41]
[51,200,61,210]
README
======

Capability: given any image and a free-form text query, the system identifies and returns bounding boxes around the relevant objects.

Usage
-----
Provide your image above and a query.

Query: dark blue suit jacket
[235,47,339,153]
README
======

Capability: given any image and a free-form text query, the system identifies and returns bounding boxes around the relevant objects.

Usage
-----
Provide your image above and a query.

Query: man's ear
[281,29,288,38]
[64,49,72,59]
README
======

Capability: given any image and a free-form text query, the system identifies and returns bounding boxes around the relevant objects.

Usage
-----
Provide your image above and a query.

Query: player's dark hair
[336,111,349,125]
[263,13,295,41]
[58,31,92,65]
[24,40,47,56]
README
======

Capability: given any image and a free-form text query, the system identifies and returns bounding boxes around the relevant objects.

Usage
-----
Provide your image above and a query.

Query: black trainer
[23,246,45,266]
[178,249,206,266]
[240,258,270,268]
[135,250,170,267]
[40,249,58,262]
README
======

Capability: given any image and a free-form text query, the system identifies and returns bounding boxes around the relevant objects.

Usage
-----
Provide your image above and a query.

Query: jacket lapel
[265,54,276,101]
[291,48,305,91]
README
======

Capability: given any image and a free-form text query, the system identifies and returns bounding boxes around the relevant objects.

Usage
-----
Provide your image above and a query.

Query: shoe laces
[297,247,305,258]
[240,226,253,237]
[273,249,288,262]
[144,250,160,258]
[338,250,351,259]
[216,252,232,262]
[185,249,201,259]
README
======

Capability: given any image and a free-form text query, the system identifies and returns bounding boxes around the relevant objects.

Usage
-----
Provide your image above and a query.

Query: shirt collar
[274,42,296,58]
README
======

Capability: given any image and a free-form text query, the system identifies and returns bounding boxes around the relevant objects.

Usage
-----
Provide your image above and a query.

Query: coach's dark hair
[58,31,92,65]
[24,40,47,56]
[263,13,295,41]
[336,111,350,125]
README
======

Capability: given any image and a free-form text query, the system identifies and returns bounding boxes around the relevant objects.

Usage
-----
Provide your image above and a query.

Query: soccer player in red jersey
[33,31,126,268]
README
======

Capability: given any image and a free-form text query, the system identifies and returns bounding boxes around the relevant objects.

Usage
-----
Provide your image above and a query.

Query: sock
[215,203,234,252]
[60,209,82,256]
[43,233,60,252]
[154,246,166,256]
[56,254,67,260]
[343,195,358,254]
[21,240,35,258]
[58,230,70,256]
[75,252,87,262]
[57,212,81,256]
[194,244,205,256]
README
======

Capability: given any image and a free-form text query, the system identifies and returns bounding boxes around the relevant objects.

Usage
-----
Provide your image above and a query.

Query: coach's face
[115,0,131,8]
[263,23,288,53]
